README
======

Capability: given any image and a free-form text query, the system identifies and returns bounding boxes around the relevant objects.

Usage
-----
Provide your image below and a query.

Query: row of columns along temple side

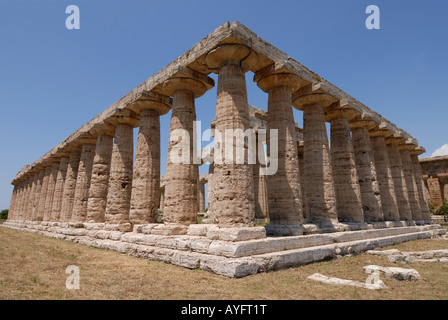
[7,41,432,237]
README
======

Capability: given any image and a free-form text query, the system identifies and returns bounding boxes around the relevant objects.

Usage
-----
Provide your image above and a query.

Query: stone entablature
[420,155,448,208]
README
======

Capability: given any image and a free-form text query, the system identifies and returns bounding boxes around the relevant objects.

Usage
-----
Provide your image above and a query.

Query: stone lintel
[204,43,259,72]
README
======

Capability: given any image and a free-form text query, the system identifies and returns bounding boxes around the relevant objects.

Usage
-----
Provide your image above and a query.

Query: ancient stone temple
[420,155,448,209]
[3,22,445,278]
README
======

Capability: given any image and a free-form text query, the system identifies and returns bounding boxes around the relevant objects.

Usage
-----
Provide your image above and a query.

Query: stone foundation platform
[1,220,445,278]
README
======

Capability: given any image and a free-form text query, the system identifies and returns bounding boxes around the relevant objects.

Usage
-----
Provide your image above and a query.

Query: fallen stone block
[363,265,421,281]
[307,273,387,290]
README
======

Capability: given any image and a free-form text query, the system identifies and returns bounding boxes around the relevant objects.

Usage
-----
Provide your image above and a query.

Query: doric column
[43,161,60,221]
[22,178,33,221]
[292,86,338,227]
[105,110,138,227]
[399,146,422,221]
[198,178,206,214]
[37,166,52,221]
[326,105,364,223]
[159,71,213,227]
[60,149,81,221]
[86,125,115,223]
[8,185,18,221]
[440,174,448,203]
[32,170,45,221]
[297,142,306,215]
[410,149,431,221]
[71,142,96,222]
[205,44,257,228]
[16,182,26,220]
[255,68,307,235]
[26,173,39,221]
[385,136,412,221]
[350,118,383,222]
[369,125,400,221]
[203,162,214,223]
[129,94,171,225]
[50,157,69,221]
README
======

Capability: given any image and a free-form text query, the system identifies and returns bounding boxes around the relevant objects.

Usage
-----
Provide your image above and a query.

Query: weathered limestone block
[105,111,138,226]
[255,71,305,235]
[351,123,383,222]
[50,157,69,221]
[130,95,170,224]
[370,131,400,221]
[328,109,364,223]
[87,133,114,223]
[60,150,81,221]
[386,139,412,221]
[308,273,388,290]
[205,44,256,228]
[410,154,431,221]
[293,90,338,227]
[71,144,96,222]
[399,148,422,221]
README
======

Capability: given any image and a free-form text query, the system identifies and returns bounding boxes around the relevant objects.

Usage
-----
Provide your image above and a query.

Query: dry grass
[0,226,447,300]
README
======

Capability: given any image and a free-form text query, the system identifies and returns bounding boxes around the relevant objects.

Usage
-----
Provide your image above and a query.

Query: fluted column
[105,110,138,227]
[198,181,206,214]
[129,95,171,225]
[293,88,338,227]
[410,151,431,222]
[43,161,60,221]
[386,137,412,221]
[369,126,400,221]
[51,157,69,221]
[60,149,81,221]
[399,146,422,221]
[22,178,33,221]
[86,126,115,223]
[8,185,18,220]
[37,166,52,221]
[71,143,96,222]
[327,107,364,223]
[350,119,383,222]
[16,182,26,220]
[32,170,45,221]
[441,174,448,203]
[26,173,39,221]
[255,69,306,235]
[205,44,256,228]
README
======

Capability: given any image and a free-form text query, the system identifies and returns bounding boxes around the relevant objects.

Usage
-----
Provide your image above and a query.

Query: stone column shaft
[105,123,134,225]
[87,134,114,223]
[212,63,255,227]
[399,149,422,221]
[37,166,52,221]
[8,185,18,220]
[32,170,45,221]
[51,157,69,221]
[351,127,383,222]
[27,174,39,220]
[386,141,412,221]
[163,90,199,225]
[72,144,96,222]
[370,135,400,221]
[130,103,167,224]
[410,154,431,221]
[60,150,81,221]
[43,162,60,221]
[302,103,337,225]
[198,182,206,214]
[329,116,364,223]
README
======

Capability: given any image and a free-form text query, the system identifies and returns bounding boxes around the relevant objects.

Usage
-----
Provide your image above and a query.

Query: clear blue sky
[0,0,447,210]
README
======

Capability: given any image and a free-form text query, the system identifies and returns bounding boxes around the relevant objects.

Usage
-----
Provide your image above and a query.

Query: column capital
[254,63,308,93]
[89,122,116,137]
[325,101,361,122]
[105,109,139,127]
[128,91,172,116]
[369,122,394,138]
[409,146,426,156]
[204,43,259,72]
[385,132,407,145]
[292,83,337,111]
